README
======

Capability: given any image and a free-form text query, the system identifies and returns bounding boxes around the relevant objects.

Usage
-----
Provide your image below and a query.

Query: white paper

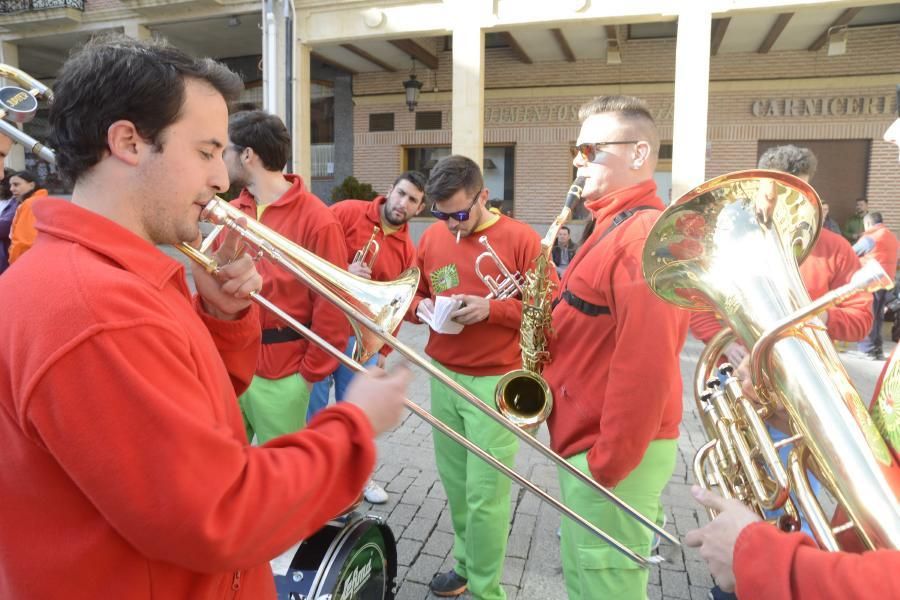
[417,296,465,334]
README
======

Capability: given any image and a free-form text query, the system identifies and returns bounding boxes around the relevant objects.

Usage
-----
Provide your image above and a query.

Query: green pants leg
[430,362,519,600]
[238,373,310,444]
[558,440,677,600]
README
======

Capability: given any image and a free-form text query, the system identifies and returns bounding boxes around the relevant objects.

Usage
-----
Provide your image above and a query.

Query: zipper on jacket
[231,570,241,594]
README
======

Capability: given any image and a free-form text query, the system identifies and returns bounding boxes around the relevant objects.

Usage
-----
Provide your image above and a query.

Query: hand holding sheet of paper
[417,296,464,334]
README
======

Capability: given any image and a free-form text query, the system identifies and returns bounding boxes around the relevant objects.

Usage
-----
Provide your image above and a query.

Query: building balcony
[0,0,83,29]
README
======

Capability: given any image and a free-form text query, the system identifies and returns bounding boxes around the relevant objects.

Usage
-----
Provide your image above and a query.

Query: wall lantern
[402,60,423,112]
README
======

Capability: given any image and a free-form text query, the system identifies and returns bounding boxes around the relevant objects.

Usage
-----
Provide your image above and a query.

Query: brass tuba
[642,170,900,551]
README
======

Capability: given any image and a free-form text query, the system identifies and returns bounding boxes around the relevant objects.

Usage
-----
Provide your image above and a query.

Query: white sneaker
[363,480,389,504]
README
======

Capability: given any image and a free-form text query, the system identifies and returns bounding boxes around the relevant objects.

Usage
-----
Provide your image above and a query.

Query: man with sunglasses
[408,155,547,600]
[224,109,350,444]
[542,95,689,600]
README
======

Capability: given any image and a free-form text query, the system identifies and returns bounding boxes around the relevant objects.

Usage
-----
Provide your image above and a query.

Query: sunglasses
[570,141,640,163]
[431,187,483,221]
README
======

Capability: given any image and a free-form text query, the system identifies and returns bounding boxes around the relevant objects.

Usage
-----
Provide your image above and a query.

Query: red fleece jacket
[689,228,873,344]
[544,180,688,488]
[0,199,375,599]
[733,522,900,599]
[408,215,549,376]
[331,196,417,356]
[232,174,350,382]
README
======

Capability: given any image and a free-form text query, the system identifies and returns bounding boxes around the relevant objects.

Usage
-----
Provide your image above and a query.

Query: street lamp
[402,60,423,112]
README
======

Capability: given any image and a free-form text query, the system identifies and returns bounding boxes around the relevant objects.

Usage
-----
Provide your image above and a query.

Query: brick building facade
[349,25,900,232]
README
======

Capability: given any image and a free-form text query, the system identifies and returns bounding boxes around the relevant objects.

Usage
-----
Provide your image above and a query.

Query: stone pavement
[362,324,890,600]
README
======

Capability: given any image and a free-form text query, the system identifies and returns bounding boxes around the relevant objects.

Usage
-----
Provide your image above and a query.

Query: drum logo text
[338,558,372,599]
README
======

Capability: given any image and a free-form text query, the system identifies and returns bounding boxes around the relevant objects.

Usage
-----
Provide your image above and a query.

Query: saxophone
[494,177,586,432]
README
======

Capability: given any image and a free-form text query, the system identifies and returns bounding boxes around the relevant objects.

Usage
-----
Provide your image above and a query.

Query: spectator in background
[8,170,49,265]
[853,211,899,361]
[0,166,15,274]
[551,225,578,278]
[843,197,869,243]
[822,202,842,234]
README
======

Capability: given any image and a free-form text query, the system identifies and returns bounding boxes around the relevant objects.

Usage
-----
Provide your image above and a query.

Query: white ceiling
[8,3,900,80]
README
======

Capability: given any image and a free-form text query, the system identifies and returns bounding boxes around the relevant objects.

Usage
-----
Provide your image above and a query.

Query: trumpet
[352,225,380,269]
[475,235,524,299]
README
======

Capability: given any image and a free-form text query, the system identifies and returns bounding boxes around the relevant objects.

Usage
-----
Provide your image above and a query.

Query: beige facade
[350,24,899,230]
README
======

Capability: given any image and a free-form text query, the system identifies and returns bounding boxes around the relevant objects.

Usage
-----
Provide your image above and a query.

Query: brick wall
[351,24,900,229]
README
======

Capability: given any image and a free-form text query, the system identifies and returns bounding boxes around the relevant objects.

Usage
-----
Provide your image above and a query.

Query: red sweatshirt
[690,228,873,344]
[734,521,900,599]
[544,180,689,488]
[232,174,350,382]
[0,198,376,599]
[862,223,899,281]
[409,215,548,376]
[331,196,417,357]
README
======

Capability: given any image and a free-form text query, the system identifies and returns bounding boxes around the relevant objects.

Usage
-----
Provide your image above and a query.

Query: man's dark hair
[560,225,570,233]
[425,155,483,203]
[228,110,291,172]
[49,34,244,184]
[758,145,818,179]
[857,197,869,204]
[0,168,15,200]
[868,211,884,225]
[231,102,260,114]
[393,170,426,193]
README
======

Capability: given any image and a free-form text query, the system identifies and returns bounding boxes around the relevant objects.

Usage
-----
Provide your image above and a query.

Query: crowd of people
[0,33,899,600]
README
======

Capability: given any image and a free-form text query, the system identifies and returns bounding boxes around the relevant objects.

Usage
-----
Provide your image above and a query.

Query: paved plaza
[365,324,889,600]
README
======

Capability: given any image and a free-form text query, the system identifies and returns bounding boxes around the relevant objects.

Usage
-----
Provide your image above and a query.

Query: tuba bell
[642,170,900,551]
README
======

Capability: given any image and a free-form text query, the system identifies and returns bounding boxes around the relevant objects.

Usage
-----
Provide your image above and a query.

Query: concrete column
[450,19,484,166]
[671,8,711,200]
[293,41,311,182]
[123,23,151,41]
[263,0,289,120]
[0,41,25,171]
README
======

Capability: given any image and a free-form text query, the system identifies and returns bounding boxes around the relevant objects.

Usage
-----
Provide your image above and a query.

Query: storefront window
[311,82,335,178]
[406,145,516,217]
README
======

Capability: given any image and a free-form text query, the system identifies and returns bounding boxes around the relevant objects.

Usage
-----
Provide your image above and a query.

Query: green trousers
[558,440,676,600]
[431,363,519,600]
[238,373,310,444]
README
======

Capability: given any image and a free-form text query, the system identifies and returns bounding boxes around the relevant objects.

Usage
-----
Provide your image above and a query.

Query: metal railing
[0,0,83,13]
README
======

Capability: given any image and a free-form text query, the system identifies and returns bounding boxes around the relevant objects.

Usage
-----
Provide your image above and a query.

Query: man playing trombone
[224,109,351,443]
[308,169,427,503]
[408,155,546,599]
[0,36,410,599]
[543,96,689,600]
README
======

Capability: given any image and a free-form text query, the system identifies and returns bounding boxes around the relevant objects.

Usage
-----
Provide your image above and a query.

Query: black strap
[553,205,657,316]
[559,290,610,316]
[261,327,304,344]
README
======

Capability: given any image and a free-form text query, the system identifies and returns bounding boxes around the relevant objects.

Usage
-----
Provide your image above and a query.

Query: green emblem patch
[872,356,900,458]
[431,264,459,294]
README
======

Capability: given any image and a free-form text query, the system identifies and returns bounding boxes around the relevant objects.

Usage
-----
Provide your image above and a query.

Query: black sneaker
[429,569,468,597]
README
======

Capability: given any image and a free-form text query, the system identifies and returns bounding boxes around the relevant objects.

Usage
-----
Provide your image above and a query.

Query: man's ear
[414,198,426,215]
[106,120,144,166]
[633,142,651,169]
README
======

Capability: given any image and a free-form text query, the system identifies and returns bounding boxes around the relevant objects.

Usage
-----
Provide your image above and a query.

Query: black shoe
[429,569,468,597]
[866,351,886,361]
[709,585,738,600]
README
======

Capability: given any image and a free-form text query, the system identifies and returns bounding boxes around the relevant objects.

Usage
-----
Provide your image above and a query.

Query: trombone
[352,225,380,269]
[4,66,676,567]
[187,198,677,567]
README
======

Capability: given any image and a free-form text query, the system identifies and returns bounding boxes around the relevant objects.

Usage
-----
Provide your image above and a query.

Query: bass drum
[274,515,397,600]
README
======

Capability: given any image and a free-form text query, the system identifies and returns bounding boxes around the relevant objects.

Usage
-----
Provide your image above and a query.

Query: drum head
[275,515,397,600]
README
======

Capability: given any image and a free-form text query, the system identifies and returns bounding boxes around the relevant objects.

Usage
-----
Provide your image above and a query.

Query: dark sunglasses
[430,188,483,221]
[570,141,640,163]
